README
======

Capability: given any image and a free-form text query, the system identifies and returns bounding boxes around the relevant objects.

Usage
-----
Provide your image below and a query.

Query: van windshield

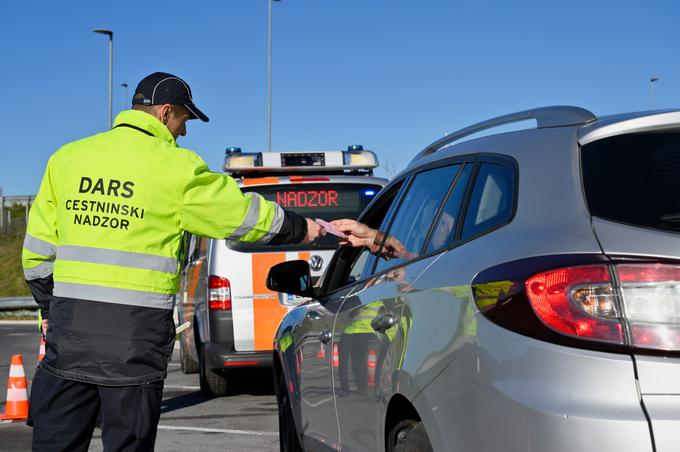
[227,182,382,252]
[582,131,680,233]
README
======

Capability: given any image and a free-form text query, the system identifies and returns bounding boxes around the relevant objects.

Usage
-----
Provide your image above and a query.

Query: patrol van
[178,146,387,396]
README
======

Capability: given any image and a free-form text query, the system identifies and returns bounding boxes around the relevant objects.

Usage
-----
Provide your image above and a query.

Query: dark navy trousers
[28,368,164,452]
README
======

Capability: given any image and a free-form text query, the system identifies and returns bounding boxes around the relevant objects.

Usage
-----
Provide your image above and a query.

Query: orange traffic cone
[37,338,45,363]
[0,355,29,420]
[332,343,339,368]
[367,349,377,387]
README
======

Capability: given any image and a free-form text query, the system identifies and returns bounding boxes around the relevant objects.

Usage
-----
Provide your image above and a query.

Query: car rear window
[582,131,680,233]
[228,182,382,252]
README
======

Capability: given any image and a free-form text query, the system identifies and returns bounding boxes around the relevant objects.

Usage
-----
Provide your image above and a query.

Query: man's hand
[329,219,377,248]
[42,319,48,337]
[302,218,325,244]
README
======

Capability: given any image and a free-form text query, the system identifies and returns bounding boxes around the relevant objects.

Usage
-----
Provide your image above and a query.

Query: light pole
[267,0,281,152]
[94,29,113,129]
[650,76,659,109]
[120,83,129,110]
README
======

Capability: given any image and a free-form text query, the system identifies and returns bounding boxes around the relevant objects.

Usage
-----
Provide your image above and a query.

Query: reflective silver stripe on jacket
[353,310,381,322]
[24,260,54,280]
[23,234,57,258]
[57,246,178,274]
[54,282,175,310]
[226,192,263,241]
[258,204,285,244]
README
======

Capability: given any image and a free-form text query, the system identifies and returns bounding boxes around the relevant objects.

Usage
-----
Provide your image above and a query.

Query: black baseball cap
[132,72,209,122]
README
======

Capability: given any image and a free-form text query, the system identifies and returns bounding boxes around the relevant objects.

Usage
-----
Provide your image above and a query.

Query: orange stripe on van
[243,177,280,186]
[298,252,310,262]
[252,253,288,351]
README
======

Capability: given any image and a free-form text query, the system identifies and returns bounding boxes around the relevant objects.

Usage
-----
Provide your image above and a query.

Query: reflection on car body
[271,106,680,452]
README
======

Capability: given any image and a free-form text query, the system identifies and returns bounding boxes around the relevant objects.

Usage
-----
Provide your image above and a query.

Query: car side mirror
[267,260,316,299]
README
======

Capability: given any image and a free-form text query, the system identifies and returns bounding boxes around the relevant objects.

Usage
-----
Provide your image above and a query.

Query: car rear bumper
[203,342,273,370]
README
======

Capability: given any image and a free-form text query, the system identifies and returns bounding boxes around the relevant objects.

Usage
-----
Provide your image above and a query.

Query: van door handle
[319,330,332,344]
[371,313,398,334]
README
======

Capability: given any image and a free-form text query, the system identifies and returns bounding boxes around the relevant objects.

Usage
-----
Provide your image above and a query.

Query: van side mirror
[267,260,315,298]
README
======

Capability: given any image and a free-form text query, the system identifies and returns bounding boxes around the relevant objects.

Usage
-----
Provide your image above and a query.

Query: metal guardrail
[0,296,36,310]
[0,192,35,232]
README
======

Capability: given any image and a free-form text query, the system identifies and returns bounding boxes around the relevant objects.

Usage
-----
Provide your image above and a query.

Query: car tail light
[526,265,623,344]
[617,264,680,351]
[473,256,680,354]
[209,276,232,310]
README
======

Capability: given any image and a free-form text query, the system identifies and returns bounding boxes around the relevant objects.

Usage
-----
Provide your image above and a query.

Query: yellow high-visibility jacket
[22,110,306,385]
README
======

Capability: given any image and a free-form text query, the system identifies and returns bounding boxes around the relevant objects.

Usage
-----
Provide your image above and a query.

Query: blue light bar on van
[363,189,377,196]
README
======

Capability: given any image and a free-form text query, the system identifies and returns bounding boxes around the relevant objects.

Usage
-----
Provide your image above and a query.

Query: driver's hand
[329,219,377,248]
[381,235,410,260]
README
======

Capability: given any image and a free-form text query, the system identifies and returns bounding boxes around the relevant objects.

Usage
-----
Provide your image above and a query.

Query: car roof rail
[411,106,597,163]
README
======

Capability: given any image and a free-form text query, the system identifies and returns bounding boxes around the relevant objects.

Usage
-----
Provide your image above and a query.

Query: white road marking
[6,333,29,336]
[164,385,200,390]
[157,425,277,436]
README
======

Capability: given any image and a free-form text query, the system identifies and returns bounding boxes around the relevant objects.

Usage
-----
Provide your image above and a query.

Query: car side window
[461,162,514,240]
[186,235,198,263]
[197,237,209,260]
[425,163,473,254]
[187,236,208,264]
[373,164,461,274]
[346,249,372,284]
[323,181,405,292]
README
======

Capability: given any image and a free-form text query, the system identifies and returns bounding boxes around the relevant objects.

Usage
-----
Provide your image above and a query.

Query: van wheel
[388,420,433,452]
[198,344,228,397]
[179,332,199,374]
[277,370,303,452]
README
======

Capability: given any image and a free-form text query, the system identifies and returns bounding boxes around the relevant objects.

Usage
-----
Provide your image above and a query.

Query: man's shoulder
[172,146,208,169]
[50,131,109,161]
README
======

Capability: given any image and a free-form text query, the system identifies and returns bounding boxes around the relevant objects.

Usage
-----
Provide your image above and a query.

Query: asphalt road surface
[0,322,280,451]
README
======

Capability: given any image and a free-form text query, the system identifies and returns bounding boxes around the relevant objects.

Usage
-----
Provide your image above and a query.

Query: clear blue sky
[2,0,679,195]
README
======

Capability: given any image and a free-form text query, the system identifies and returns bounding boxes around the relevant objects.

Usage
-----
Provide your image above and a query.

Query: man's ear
[157,104,172,124]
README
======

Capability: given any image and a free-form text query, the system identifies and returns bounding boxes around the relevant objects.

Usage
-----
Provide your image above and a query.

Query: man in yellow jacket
[22,72,325,451]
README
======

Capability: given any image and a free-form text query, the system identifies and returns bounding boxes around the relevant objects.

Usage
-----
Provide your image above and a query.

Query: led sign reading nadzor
[275,190,339,208]
[251,183,380,216]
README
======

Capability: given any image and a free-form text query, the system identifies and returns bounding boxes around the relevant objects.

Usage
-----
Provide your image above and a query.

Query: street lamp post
[650,76,659,109]
[94,29,114,129]
[120,83,129,110]
[268,0,281,152]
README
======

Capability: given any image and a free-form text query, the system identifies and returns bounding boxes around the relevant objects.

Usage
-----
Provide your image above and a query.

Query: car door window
[425,163,473,253]
[461,162,514,240]
[374,164,461,274]
[346,249,371,284]
[322,181,405,292]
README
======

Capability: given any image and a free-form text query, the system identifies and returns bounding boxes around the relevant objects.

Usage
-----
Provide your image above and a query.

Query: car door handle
[319,330,332,344]
[371,313,398,334]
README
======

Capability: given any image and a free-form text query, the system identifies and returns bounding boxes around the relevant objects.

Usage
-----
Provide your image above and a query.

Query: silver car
[268,106,680,451]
